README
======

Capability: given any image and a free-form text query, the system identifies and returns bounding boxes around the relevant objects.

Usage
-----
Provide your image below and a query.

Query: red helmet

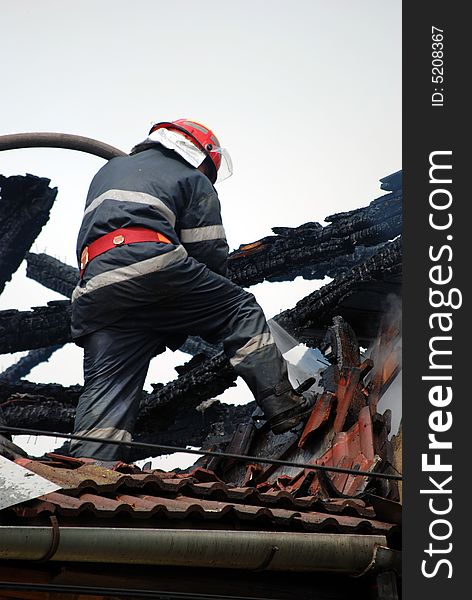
[149,119,232,183]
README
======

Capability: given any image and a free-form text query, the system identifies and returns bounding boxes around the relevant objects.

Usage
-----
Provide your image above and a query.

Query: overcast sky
[1,1,401,464]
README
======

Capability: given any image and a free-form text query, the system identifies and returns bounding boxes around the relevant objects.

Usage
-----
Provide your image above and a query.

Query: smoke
[369,294,402,437]
[377,370,402,437]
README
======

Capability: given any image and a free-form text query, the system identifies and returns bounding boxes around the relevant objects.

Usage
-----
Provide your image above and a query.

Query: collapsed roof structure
[0,169,402,599]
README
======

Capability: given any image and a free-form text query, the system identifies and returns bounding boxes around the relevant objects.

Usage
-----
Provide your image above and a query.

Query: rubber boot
[258,381,314,434]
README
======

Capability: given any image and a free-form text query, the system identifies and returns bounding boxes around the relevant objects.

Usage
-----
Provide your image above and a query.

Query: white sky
[1,1,401,465]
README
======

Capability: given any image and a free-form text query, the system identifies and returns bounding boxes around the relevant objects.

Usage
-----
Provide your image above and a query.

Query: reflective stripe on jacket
[77,145,228,277]
[71,145,229,339]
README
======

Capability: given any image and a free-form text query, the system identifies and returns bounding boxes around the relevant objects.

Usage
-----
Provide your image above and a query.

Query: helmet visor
[213,147,233,183]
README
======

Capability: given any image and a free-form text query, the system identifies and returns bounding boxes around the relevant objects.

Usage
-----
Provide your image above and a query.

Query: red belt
[80,227,172,277]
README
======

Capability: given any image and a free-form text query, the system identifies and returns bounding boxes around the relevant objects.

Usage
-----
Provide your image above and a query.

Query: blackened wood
[0,175,57,294]
[0,345,62,382]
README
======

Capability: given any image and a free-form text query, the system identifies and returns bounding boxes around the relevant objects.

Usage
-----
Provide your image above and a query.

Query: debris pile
[0,169,403,596]
[0,171,402,473]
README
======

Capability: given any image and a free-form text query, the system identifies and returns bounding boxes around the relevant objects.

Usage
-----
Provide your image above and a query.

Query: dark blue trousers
[70,265,288,460]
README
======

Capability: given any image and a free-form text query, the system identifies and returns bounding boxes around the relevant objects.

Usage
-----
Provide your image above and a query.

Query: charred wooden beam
[14,236,401,356]
[4,171,401,354]
[1,378,253,457]
[0,380,82,405]
[26,252,77,297]
[0,312,215,365]
[1,239,401,437]
[3,252,77,372]
[227,189,401,286]
[24,186,401,299]
[23,237,398,357]
[0,352,238,437]
[130,400,255,461]
[0,352,240,447]
[137,352,238,429]
[2,398,75,433]
[0,238,400,372]
[0,345,62,382]
[0,301,71,354]
[0,421,28,459]
[0,175,57,294]
[27,238,389,301]
[17,176,401,365]
[275,238,402,346]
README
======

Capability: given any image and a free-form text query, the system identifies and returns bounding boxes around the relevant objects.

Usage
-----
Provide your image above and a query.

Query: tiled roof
[1,309,402,548]
[5,455,399,537]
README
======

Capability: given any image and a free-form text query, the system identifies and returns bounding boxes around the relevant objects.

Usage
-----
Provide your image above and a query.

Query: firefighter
[69,119,312,461]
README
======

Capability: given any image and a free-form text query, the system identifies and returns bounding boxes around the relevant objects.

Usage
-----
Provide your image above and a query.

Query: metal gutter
[0,527,390,574]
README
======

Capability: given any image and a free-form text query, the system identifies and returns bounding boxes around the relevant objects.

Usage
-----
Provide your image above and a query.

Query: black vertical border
[403,2,468,598]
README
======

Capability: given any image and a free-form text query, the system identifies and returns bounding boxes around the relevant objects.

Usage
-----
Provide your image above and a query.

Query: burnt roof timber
[0,174,57,295]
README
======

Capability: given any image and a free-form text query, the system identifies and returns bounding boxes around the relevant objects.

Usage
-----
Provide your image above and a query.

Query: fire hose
[0,132,126,160]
